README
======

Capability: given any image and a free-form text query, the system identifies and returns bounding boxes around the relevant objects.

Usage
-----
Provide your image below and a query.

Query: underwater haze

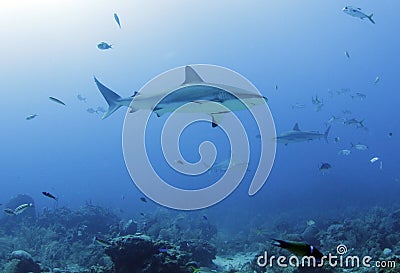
[1,0,400,272]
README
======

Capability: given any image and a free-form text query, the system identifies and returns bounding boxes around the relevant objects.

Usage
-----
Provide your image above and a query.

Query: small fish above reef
[49,96,66,106]
[14,203,34,215]
[94,236,112,247]
[306,220,316,226]
[140,197,147,203]
[114,13,121,28]
[272,239,324,259]
[42,191,58,200]
[4,208,16,216]
[26,114,38,120]
[97,42,112,50]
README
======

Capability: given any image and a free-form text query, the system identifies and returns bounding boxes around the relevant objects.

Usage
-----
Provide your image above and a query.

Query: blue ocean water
[1,1,399,270]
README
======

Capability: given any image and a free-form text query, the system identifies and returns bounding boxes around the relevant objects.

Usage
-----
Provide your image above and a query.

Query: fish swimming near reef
[49,96,66,106]
[94,65,268,127]
[42,192,58,201]
[272,239,324,260]
[343,6,375,24]
[275,123,331,145]
[4,208,16,216]
[14,203,33,215]
[93,236,112,247]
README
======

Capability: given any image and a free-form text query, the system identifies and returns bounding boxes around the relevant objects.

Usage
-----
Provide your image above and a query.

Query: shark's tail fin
[324,125,331,143]
[367,13,375,24]
[94,76,122,119]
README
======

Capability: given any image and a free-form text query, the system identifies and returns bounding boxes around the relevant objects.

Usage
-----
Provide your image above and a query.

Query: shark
[94,65,268,127]
[275,123,331,145]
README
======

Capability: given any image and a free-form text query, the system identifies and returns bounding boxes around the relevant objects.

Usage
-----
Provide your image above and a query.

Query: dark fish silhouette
[140,197,147,203]
[49,96,66,106]
[42,191,58,200]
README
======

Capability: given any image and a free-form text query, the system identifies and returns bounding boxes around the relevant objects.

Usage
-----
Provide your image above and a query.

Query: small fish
[343,118,365,128]
[26,114,38,120]
[140,197,147,203]
[350,93,366,100]
[14,203,33,215]
[334,137,340,143]
[4,208,16,216]
[77,94,87,103]
[374,76,380,84]
[49,96,66,106]
[370,157,379,163]
[338,149,351,156]
[97,42,112,50]
[86,108,97,114]
[140,212,145,216]
[345,51,350,59]
[388,132,393,138]
[306,220,315,226]
[319,162,332,171]
[291,103,306,109]
[202,215,208,221]
[351,143,368,151]
[42,191,58,200]
[343,6,375,24]
[94,236,112,247]
[311,95,323,105]
[379,161,383,170]
[114,13,121,28]
[275,85,278,91]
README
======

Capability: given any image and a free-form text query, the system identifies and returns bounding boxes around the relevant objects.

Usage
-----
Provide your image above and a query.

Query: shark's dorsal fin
[293,123,301,131]
[181,66,204,85]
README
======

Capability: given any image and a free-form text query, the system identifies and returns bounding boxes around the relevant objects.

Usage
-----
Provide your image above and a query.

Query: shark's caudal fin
[94,77,123,119]
[181,66,204,85]
[324,125,331,142]
[367,13,375,24]
[293,123,301,131]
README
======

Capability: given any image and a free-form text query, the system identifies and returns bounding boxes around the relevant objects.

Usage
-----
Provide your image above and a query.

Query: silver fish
[14,203,33,215]
[343,6,375,24]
